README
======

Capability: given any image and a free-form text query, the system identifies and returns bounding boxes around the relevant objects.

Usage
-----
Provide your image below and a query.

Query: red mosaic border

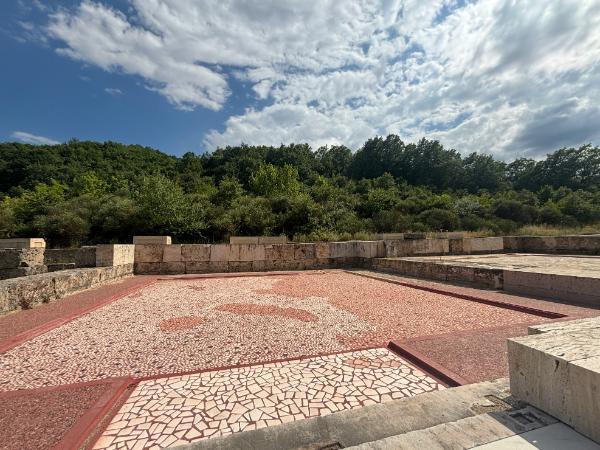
[347,270,566,319]
[157,269,336,281]
[0,279,157,354]
[387,340,470,387]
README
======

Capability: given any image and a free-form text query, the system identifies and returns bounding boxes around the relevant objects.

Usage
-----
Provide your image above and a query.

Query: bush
[417,208,461,231]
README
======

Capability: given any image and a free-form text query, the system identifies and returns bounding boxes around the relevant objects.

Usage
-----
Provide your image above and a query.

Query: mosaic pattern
[93,348,443,449]
[0,273,540,391]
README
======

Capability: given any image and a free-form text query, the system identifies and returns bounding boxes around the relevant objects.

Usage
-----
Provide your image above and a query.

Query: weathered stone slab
[503,235,600,255]
[0,248,45,269]
[163,244,182,262]
[463,237,503,254]
[0,238,46,249]
[133,244,164,264]
[314,242,330,259]
[181,244,211,262]
[258,236,288,244]
[229,236,259,244]
[44,247,96,268]
[329,242,353,259]
[228,261,254,272]
[237,244,265,262]
[133,262,163,275]
[265,244,295,261]
[294,243,316,260]
[508,317,600,443]
[210,244,229,262]
[375,233,405,241]
[97,244,135,267]
[133,236,172,245]
[159,262,185,274]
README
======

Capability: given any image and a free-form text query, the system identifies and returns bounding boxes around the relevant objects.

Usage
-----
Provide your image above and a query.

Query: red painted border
[387,340,470,387]
[0,279,157,354]
[347,270,566,319]
[53,377,133,450]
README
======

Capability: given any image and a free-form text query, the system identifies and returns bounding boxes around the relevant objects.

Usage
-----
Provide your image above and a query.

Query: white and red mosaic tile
[0,272,540,391]
[93,348,443,449]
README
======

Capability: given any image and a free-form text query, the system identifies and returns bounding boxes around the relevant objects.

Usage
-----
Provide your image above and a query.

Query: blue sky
[1,0,599,158]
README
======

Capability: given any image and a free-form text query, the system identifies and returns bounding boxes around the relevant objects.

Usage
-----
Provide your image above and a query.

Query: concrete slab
[471,423,600,450]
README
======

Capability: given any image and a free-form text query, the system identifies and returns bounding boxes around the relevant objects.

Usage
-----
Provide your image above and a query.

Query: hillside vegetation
[0,137,598,247]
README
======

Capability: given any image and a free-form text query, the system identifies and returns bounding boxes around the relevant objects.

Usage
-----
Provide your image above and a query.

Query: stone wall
[503,235,600,255]
[133,240,385,275]
[96,244,135,267]
[44,246,97,271]
[384,237,504,258]
[0,248,47,280]
[508,317,600,443]
[0,264,133,314]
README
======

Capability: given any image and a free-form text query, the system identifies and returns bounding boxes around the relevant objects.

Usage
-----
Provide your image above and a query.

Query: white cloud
[11,131,60,145]
[104,87,123,96]
[45,0,600,158]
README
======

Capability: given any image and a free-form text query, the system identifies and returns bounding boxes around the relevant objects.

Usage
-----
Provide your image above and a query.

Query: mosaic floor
[93,348,443,449]
[0,272,543,391]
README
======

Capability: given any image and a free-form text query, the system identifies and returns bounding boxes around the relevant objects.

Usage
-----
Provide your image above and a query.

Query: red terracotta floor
[1,270,598,449]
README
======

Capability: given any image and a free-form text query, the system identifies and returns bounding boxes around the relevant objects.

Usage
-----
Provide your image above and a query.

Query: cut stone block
[0,238,46,249]
[236,244,265,262]
[0,248,45,269]
[265,244,295,261]
[181,244,211,262]
[463,237,503,254]
[97,244,135,267]
[210,244,229,262]
[162,244,182,262]
[329,242,353,259]
[133,236,172,245]
[314,242,330,259]
[134,244,165,263]
[294,243,316,260]
[258,236,288,244]
[229,236,259,244]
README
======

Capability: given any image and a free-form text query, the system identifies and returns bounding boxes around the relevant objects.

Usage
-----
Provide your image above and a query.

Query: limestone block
[315,242,330,259]
[265,244,295,261]
[160,262,185,274]
[329,242,352,259]
[352,241,385,258]
[236,244,265,261]
[503,271,600,306]
[463,237,504,254]
[97,244,135,267]
[294,243,316,260]
[375,233,405,241]
[44,247,97,268]
[0,238,46,249]
[404,232,426,240]
[163,244,182,262]
[0,266,47,280]
[258,236,288,244]
[186,261,228,274]
[508,319,600,443]
[133,262,163,275]
[252,260,266,272]
[229,236,259,244]
[448,238,464,254]
[0,248,45,269]
[210,244,229,262]
[228,261,253,272]
[181,244,210,262]
[433,232,464,239]
[133,236,172,245]
[133,244,164,264]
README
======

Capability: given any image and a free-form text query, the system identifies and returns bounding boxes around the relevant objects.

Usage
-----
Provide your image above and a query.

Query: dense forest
[0,137,599,247]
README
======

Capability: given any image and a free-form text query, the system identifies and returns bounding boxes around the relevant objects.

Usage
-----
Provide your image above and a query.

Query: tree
[249,164,301,197]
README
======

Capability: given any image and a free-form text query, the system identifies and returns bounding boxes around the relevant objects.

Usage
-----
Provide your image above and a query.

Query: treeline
[0,137,598,247]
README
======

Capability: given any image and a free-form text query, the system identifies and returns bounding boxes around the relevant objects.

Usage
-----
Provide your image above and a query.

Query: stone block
[265,244,295,261]
[448,238,464,254]
[133,244,164,264]
[329,242,352,259]
[294,243,316,260]
[463,237,503,254]
[0,248,45,269]
[228,261,253,272]
[163,244,182,262]
[237,244,265,261]
[0,238,45,249]
[160,262,185,274]
[133,262,163,275]
[0,266,47,280]
[210,244,229,262]
[258,236,288,244]
[229,236,259,244]
[181,244,211,262]
[508,317,600,443]
[97,244,135,267]
[252,260,266,272]
[44,247,97,268]
[375,233,405,241]
[503,271,600,306]
[133,236,172,245]
[314,242,330,259]
[404,232,426,240]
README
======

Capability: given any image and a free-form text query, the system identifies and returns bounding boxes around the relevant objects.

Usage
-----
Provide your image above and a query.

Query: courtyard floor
[1,270,598,449]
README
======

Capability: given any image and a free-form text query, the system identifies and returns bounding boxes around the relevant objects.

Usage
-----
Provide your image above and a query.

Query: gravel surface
[0,382,110,450]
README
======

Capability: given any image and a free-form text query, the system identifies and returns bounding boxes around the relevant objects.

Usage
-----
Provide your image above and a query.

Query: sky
[1,0,599,159]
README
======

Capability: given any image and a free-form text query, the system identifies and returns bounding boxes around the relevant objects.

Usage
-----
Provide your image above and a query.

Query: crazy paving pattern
[93,348,443,449]
[0,272,542,391]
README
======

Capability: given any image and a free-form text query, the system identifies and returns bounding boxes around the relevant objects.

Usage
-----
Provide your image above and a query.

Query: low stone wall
[503,234,600,255]
[133,240,385,275]
[372,258,503,289]
[0,264,133,314]
[508,317,600,443]
[384,237,504,258]
[0,248,47,280]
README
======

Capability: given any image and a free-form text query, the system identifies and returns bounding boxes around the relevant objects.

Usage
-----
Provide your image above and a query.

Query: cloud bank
[46,0,600,158]
[11,131,60,145]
